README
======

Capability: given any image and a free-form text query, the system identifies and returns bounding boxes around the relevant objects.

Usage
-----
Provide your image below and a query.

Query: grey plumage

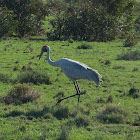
[39,45,102,104]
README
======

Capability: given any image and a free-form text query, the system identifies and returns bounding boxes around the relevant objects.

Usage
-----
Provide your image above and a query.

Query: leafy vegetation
[0,0,139,41]
[123,32,138,47]
[0,0,48,38]
[47,0,139,41]
[0,7,16,38]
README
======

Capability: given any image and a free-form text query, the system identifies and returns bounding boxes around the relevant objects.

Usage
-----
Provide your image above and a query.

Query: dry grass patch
[96,104,128,124]
[117,49,140,60]
[3,84,41,105]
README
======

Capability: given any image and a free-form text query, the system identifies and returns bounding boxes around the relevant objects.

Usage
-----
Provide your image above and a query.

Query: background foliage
[0,0,139,41]
[0,0,48,38]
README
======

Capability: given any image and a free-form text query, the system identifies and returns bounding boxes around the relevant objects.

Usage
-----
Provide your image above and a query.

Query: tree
[0,0,48,37]
[0,7,17,38]
[48,0,139,41]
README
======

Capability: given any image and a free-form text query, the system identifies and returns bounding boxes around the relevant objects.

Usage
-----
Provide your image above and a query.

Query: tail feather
[87,68,102,85]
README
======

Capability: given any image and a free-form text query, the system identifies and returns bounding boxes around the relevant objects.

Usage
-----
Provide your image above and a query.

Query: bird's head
[39,45,48,60]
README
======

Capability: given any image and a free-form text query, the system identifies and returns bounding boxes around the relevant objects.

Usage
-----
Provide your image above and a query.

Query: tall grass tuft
[3,84,41,105]
[96,104,128,124]
[107,95,113,103]
[13,64,19,71]
[117,49,140,60]
[16,70,51,85]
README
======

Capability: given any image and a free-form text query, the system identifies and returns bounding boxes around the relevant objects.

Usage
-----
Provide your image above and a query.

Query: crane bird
[39,45,102,104]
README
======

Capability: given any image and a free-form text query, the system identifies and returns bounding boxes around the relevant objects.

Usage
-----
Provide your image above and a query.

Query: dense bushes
[48,0,139,41]
[0,0,48,38]
[123,32,138,47]
[0,7,16,38]
[0,0,139,41]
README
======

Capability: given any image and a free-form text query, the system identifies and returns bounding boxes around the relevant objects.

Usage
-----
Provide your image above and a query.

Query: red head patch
[43,45,47,47]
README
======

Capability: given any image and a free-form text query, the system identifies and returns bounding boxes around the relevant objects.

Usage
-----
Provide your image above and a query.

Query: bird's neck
[46,47,60,67]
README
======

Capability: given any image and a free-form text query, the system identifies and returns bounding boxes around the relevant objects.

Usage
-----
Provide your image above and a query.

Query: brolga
[39,45,102,105]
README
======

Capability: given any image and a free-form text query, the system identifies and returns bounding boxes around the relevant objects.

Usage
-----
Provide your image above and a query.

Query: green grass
[0,38,140,139]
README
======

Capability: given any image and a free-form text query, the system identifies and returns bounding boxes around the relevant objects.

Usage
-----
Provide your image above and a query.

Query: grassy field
[0,38,140,139]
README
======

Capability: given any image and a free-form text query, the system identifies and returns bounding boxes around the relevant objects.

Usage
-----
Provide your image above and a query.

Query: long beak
[39,51,43,60]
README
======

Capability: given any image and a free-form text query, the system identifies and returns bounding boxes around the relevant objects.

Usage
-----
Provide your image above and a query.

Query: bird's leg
[56,81,80,105]
[73,81,79,94]
[56,93,79,105]
[75,81,81,103]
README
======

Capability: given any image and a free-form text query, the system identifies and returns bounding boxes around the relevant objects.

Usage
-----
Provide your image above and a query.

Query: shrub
[107,95,113,103]
[0,7,16,38]
[123,33,138,47]
[21,65,33,71]
[117,49,140,60]
[77,44,92,49]
[44,113,53,119]
[53,106,70,120]
[74,115,90,127]
[128,88,139,99]
[132,67,139,72]
[96,97,105,103]
[3,84,41,105]
[16,70,51,85]
[0,71,10,83]
[0,0,48,38]
[13,64,19,71]
[104,60,111,65]
[96,105,128,124]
